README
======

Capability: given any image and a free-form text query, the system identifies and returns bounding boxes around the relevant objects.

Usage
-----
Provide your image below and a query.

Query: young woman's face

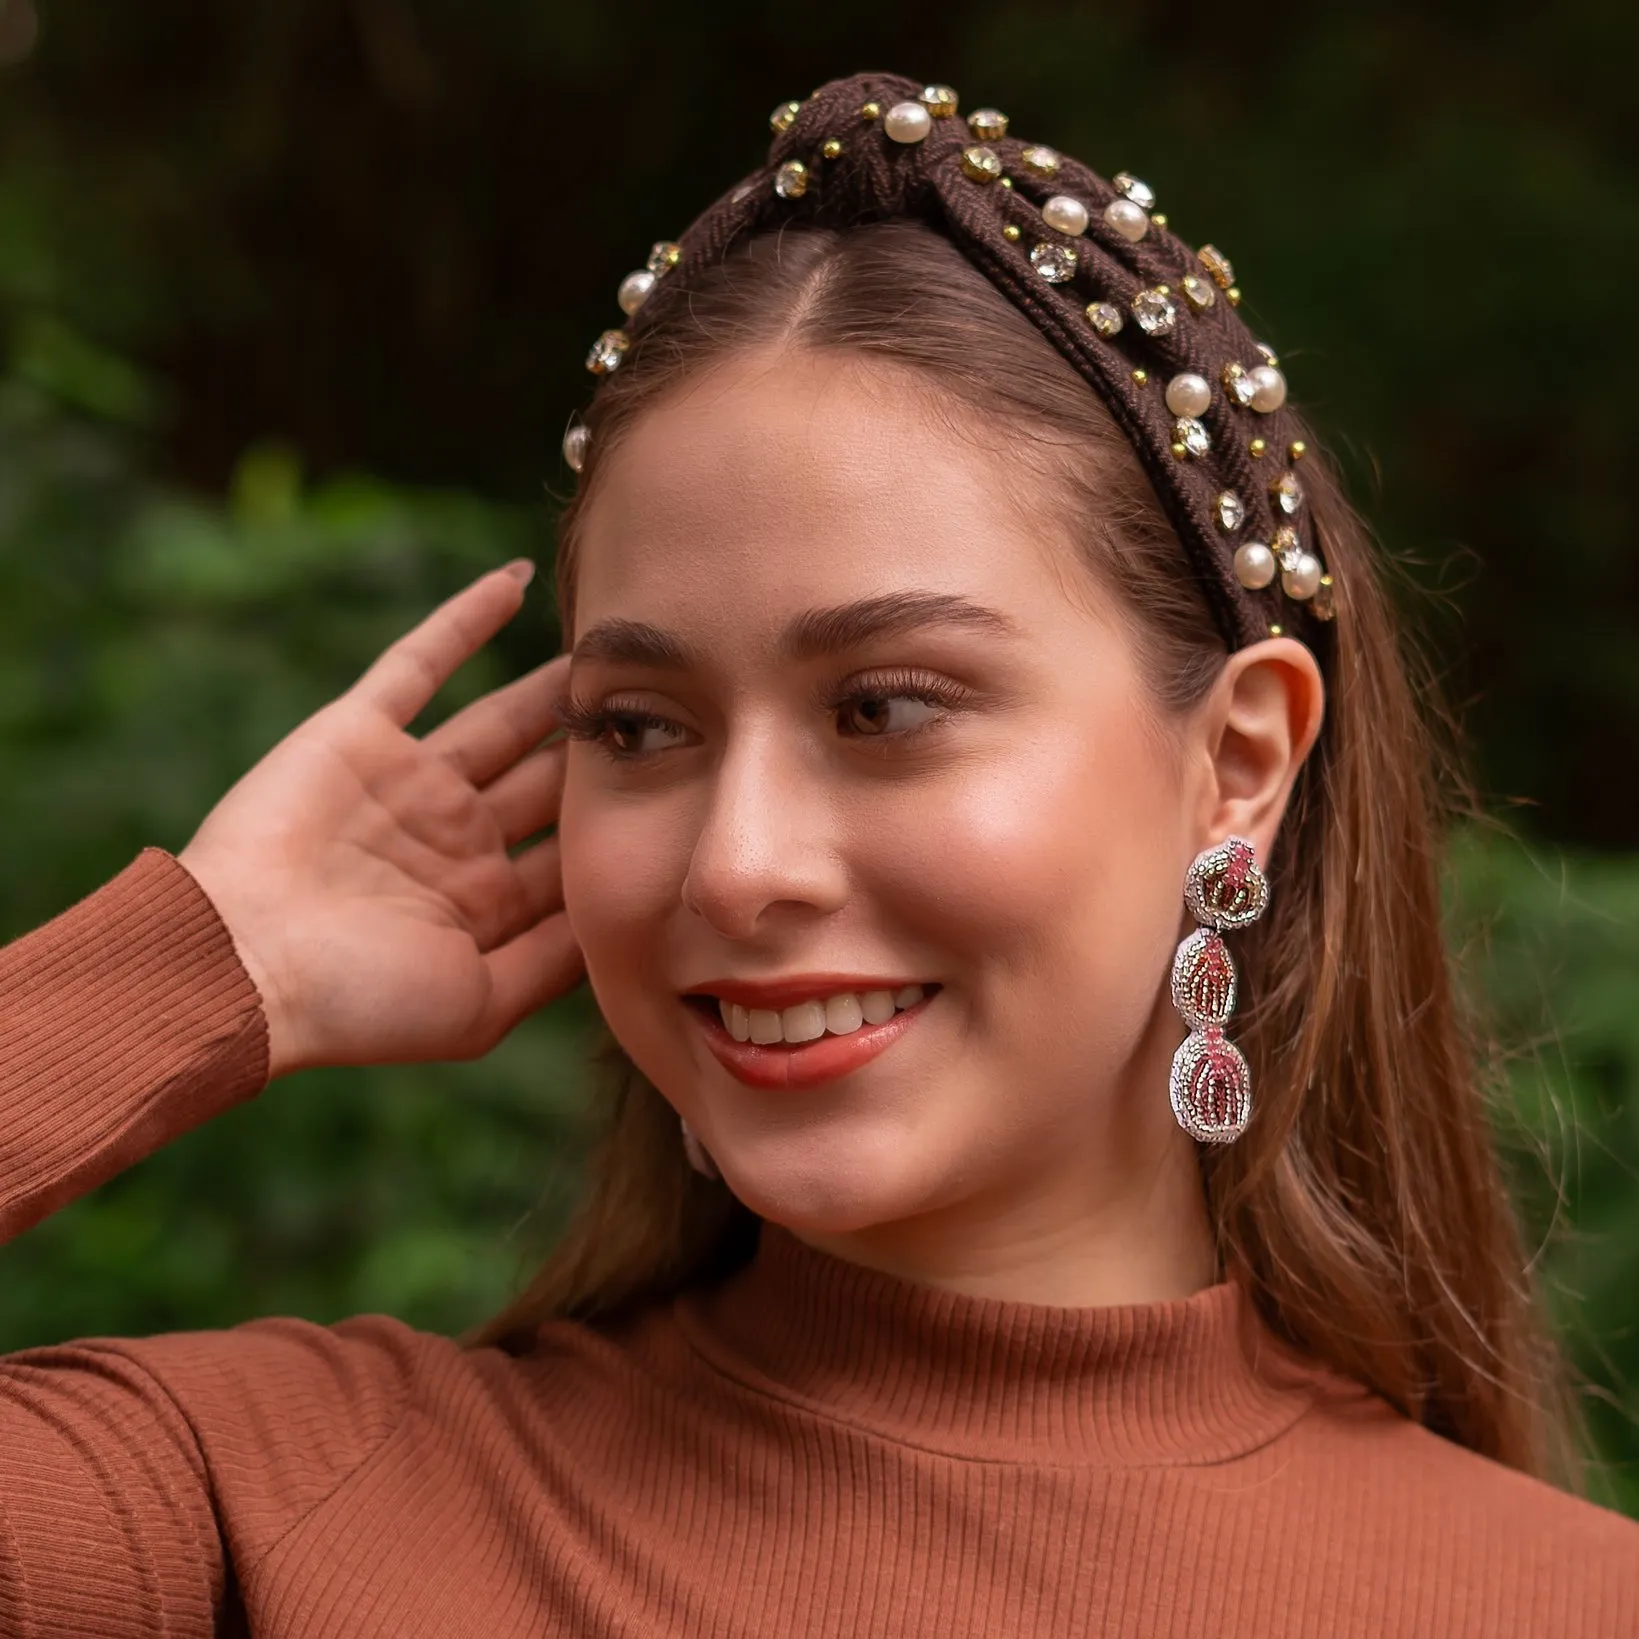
[561,347,1209,1258]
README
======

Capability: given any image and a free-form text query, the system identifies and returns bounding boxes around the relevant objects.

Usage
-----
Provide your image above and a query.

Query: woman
[1,70,1634,1637]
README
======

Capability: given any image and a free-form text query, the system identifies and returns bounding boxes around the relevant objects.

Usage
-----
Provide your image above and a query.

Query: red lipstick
[683,984,937,1091]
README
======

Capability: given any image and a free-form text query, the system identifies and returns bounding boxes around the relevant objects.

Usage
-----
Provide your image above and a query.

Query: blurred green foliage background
[0,0,1635,1510]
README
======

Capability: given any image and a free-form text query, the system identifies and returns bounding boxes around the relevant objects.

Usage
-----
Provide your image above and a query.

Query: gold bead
[961,145,1003,183]
[1155,284,1171,296]
[860,101,881,121]
[999,176,1013,188]
[1268,623,1284,637]
[1289,440,1308,461]
[1226,286,1242,306]
[1249,437,1267,458]
[919,84,959,118]
[821,138,843,159]
[1171,441,1188,460]
[1131,368,1149,385]
[770,100,801,134]
[1151,212,1168,229]
[1002,223,1022,242]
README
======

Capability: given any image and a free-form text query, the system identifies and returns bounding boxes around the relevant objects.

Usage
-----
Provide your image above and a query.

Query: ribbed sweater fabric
[1,851,1635,1637]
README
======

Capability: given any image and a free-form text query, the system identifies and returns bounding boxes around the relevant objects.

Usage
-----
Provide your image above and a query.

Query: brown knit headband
[566,70,1337,653]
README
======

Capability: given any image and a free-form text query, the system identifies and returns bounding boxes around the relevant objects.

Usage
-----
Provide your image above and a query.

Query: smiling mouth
[686,984,936,1047]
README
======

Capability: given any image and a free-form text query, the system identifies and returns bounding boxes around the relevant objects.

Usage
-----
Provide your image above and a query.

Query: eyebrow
[572,592,1017,670]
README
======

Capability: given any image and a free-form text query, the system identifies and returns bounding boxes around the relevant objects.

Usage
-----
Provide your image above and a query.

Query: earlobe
[1199,638,1325,854]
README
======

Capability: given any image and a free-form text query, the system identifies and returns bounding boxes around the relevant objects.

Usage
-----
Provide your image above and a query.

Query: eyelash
[557,668,972,763]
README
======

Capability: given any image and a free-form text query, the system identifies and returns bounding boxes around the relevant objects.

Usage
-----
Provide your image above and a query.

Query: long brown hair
[474,221,1577,1487]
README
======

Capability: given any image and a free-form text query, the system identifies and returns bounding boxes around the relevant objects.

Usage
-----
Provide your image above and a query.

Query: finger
[471,914,585,1051]
[351,562,536,728]
[425,652,571,787]
[481,742,566,847]
[482,836,565,950]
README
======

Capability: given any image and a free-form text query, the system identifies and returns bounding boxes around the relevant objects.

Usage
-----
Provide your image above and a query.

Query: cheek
[858,715,1188,1034]
[559,761,687,985]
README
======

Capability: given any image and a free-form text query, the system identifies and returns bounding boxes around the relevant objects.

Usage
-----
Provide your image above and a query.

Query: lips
[683,982,938,1091]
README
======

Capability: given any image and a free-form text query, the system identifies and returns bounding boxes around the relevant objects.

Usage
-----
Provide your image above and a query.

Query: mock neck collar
[675,1220,1326,1465]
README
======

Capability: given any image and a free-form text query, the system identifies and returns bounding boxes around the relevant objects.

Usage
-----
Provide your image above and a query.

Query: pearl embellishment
[1248,365,1288,413]
[883,101,933,143]
[1165,372,1212,418]
[1104,198,1149,242]
[562,424,590,474]
[1041,195,1090,236]
[1281,552,1323,600]
[1234,541,1276,590]
[617,270,656,315]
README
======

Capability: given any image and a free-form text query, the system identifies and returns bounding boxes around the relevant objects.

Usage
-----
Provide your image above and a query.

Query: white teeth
[824,993,864,1035]
[860,990,897,1026]
[711,985,934,1045]
[748,1008,783,1045]
[781,1001,827,1043]
[718,996,755,1042]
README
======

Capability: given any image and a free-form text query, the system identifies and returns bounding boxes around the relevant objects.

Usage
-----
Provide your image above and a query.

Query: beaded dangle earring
[680,1117,721,1180]
[1168,836,1269,1143]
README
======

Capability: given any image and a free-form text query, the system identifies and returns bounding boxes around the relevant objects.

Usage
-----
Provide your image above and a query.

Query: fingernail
[504,559,536,586]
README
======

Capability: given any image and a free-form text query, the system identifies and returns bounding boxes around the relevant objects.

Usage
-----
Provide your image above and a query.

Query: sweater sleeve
[0,847,270,1244]
[0,849,278,1633]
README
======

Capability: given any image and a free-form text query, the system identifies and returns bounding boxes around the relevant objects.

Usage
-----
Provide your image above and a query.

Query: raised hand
[178,563,582,1078]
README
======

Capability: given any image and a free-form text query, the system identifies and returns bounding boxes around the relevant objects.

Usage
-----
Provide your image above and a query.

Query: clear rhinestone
[1271,472,1304,516]
[1222,361,1258,407]
[1131,287,1178,337]
[770,100,801,134]
[1113,171,1156,211]
[1174,416,1211,459]
[1256,342,1280,367]
[1030,242,1078,283]
[1180,274,1216,311]
[967,107,1009,141]
[1197,244,1235,289]
[586,329,629,376]
[1020,144,1061,177]
[961,145,1003,183]
[1216,491,1246,532]
[1272,525,1302,571]
[1313,574,1337,621]
[919,83,959,118]
[1086,301,1124,337]
[774,159,809,199]
[647,241,682,274]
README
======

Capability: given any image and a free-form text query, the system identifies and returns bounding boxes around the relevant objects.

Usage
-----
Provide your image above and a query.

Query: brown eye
[604,712,687,756]
[837,694,941,738]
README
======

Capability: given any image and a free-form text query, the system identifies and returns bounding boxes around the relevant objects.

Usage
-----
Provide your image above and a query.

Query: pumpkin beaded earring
[1168,836,1269,1143]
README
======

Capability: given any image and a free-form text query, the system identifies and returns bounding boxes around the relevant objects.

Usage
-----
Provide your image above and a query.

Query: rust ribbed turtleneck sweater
[1,852,1635,1637]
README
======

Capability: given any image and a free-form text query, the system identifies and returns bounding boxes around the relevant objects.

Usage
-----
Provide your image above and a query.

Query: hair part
[473,221,1579,1489]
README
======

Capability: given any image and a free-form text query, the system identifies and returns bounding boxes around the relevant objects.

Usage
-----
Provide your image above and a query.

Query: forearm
[0,849,269,1244]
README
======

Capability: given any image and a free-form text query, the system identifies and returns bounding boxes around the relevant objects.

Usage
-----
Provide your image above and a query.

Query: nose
[680,728,848,940]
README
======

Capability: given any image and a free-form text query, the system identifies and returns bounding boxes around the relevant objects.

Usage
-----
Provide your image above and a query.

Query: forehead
[573,348,1096,643]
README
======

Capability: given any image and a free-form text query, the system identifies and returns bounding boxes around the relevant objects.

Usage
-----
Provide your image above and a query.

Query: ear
[1190,638,1325,860]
